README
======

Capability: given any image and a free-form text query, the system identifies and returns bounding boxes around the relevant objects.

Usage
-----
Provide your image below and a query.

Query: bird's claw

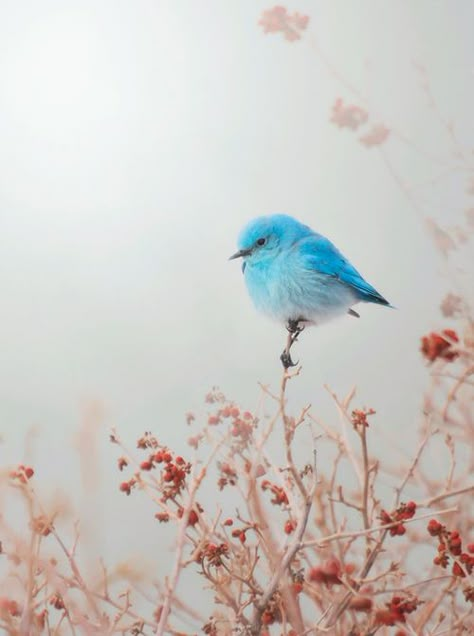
[286,319,305,334]
[280,350,298,369]
[281,320,305,368]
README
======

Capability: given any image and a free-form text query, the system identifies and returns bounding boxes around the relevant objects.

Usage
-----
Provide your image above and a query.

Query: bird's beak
[228,248,252,260]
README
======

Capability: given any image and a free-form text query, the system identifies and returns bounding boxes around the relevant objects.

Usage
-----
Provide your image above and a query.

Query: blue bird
[230,214,391,368]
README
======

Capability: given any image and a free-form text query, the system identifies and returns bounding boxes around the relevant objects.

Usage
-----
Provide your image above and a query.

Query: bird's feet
[280,349,297,369]
[281,319,306,369]
[287,318,305,334]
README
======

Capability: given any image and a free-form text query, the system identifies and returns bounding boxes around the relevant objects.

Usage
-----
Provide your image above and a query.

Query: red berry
[308,567,325,583]
[284,520,296,534]
[348,596,373,612]
[427,519,442,536]
[452,562,466,577]
[344,562,356,575]
[119,481,130,494]
[187,510,199,526]
[261,610,274,625]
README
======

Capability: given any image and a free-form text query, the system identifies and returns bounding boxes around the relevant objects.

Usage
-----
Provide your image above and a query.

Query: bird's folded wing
[296,234,389,306]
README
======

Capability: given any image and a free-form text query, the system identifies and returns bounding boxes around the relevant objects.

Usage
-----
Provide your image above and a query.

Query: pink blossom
[330,98,368,131]
[359,124,390,147]
[258,6,309,42]
[440,293,463,318]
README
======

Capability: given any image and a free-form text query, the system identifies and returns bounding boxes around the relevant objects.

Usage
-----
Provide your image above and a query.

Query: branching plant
[0,6,473,636]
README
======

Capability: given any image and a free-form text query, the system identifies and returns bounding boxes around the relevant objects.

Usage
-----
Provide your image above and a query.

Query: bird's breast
[244,254,356,324]
[244,257,301,321]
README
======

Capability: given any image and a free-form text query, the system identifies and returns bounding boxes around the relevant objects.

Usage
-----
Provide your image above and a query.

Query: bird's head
[229,214,311,267]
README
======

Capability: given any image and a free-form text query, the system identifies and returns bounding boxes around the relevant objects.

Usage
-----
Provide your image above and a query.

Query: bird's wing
[296,234,389,306]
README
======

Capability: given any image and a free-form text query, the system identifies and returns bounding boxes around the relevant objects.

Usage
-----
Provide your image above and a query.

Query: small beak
[228,248,252,260]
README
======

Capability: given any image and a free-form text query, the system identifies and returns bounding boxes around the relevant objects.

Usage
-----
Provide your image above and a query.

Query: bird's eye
[256,237,266,246]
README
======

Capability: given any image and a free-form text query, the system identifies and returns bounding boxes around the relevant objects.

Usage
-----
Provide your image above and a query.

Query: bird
[229,214,391,368]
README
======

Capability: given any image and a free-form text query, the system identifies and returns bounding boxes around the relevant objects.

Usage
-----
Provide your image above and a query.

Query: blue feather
[297,234,389,306]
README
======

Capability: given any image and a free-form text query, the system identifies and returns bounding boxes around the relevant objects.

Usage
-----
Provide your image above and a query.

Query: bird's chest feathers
[243,255,298,315]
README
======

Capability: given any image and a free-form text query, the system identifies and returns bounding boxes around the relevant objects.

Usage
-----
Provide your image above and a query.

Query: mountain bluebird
[230,214,391,368]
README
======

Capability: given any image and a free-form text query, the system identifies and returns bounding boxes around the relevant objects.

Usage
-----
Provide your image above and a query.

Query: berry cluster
[197,542,229,568]
[204,387,226,404]
[0,599,45,630]
[260,593,283,626]
[374,595,421,626]
[205,403,256,448]
[380,501,416,536]
[284,519,297,535]
[428,520,474,577]
[118,438,192,502]
[119,478,136,496]
[291,571,304,595]
[231,526,251,544]
[156,452,191,501]
[351,407,376,429]
[30,515,53,537]
[202,618,218,635]
[261,480,289,506]
[9,464,34,483]
[217,461,238,490]
[308,558,343,587]
[49,594,65,610]
[0,597,20,617]
[187,434,202,449]
[136,432,159,450]
[420,329,459,363]
[258,6,309,42]
[331,98,369,131]
[117,456,128,471]
[177,506,200,527]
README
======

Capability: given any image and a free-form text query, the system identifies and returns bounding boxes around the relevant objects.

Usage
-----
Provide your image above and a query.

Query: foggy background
[0,0,473,600]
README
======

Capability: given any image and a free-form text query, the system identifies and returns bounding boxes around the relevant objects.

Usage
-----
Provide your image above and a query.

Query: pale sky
[0,0,473,607]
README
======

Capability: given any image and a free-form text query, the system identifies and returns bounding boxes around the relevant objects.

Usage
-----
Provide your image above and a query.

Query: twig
[303,506,457,548]
[250,381,318,634]
[442,364,474,421]
[156,442,223,635]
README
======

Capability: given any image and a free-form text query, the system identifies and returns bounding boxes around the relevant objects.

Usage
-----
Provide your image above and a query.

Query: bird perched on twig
[230,214,392,368]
